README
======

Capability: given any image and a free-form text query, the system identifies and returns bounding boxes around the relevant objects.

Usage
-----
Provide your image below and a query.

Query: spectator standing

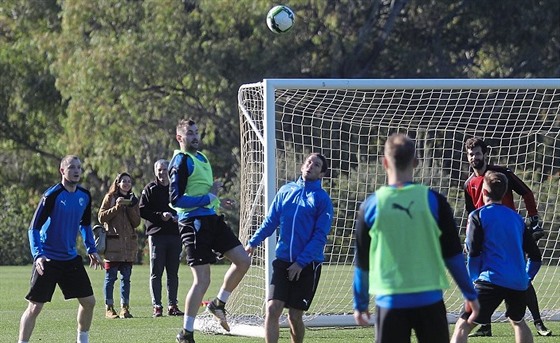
[140,159,184,317]
[98,172,141,319]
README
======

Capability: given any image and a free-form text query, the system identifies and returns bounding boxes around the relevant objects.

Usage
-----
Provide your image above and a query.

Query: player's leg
[176,264,207,343]
[412,300,449,343]
[59,256,96,342]
[221,245,251,293]
[187,264,211,314]
[450,317,476,343]
[525,282,551,335]
[76,295,96,332]
[184,263,211,331]
[177,217,213,339]
[287,308,305,343]
[19,301,45,341]
[526,282,540,320]
[510,319,533,343]
[284,261,322,343]
[451,281,503,343]
[20,258,62,341]
[504,287,533,343]
[375,306,414,343]
[215,215,251,296]
[265,298,285,343]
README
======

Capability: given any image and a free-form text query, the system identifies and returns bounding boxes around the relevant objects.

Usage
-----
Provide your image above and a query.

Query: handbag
[92,224,106,254]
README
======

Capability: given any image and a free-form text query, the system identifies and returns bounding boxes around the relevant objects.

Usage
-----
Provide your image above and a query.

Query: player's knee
[288,309,303,322]
[236,253,251,272]
[229,247,251,272]
[27,301,44,317]
[79,295,96,310]
[266,301,284,318]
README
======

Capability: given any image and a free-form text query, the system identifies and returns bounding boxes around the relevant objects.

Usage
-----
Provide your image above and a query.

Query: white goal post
[199,78,560,335]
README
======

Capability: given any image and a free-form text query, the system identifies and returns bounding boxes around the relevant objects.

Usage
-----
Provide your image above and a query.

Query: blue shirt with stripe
[28,183,96,260]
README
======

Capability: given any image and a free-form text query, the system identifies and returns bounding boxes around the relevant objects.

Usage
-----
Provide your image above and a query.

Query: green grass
[1,264,557,342]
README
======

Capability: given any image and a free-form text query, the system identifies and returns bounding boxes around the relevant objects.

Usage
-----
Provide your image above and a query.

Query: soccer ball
[266,5,295,34]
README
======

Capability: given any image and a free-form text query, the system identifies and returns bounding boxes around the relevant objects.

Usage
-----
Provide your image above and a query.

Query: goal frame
[211,78,560,336]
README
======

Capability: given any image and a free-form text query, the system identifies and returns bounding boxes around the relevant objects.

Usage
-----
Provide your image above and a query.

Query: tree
[0,0,558,264]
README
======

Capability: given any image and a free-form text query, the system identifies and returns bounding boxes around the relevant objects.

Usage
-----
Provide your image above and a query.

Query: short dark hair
[384,133,416,170]
[465,137,487,154]
[176,119,196,134]
[483,171,508,201]
[309,153,328,173]
[60,155,80,169]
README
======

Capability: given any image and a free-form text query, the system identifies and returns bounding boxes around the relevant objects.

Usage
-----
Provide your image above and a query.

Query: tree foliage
[0,0,558,264]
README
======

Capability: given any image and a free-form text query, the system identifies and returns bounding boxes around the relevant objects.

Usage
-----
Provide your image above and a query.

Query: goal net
[200,79,560,335]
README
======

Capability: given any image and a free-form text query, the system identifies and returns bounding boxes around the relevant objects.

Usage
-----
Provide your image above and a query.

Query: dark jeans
[149,234,182,306]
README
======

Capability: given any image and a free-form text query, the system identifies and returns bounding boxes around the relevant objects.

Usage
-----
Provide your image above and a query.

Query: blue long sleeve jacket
[248,177,333,268]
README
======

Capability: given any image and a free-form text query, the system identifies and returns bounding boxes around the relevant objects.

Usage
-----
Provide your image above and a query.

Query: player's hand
[35,256,47,276]
[245,245,255,256]
[530,215,544,241]
[161,212,173,221]
[353,310,371,326]
[287,262,302,281]
[464,298,480,324]
[210,181,223,195]
[220,198,236,210]
[89,253,102,269]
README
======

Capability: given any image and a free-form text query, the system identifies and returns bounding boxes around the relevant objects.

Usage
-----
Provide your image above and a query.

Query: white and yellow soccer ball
[266,5,295,34]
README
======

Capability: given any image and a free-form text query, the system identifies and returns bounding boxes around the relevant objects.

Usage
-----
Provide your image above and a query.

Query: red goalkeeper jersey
[463,165,538,216]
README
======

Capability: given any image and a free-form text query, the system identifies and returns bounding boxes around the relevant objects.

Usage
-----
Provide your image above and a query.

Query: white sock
[77,330,89,343]
[217,289,231,303]
[184,316,195,332]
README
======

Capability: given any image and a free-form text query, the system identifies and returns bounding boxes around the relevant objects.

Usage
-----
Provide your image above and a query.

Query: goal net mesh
[201,80,560,334]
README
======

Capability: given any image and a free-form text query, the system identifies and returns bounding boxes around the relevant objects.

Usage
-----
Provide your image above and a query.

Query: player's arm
[431,191,477,300]
[505,169,538,216]
[79,190,97,254]
[523,226,542,280]
[247,188,285,249]
[465,210,484,283]
[463,179,476,213]
[504,169,543,239]
[353,197,374,312]
[28,193,55,259]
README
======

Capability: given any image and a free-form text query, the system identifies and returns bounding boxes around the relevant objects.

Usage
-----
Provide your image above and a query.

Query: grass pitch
[0,264,557,342]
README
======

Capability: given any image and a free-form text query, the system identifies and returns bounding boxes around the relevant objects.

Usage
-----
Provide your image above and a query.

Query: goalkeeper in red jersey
[463,137,551,337]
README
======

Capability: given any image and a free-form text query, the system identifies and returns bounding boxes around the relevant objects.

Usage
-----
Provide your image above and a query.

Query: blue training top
[28,183,96,261]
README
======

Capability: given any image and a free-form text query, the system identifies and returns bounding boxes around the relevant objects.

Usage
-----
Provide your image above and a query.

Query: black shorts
[25,256,94,303]
[375,300,449,343]
[179,215,242,266]
[460,281,527,323]
[269,259,322,311]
